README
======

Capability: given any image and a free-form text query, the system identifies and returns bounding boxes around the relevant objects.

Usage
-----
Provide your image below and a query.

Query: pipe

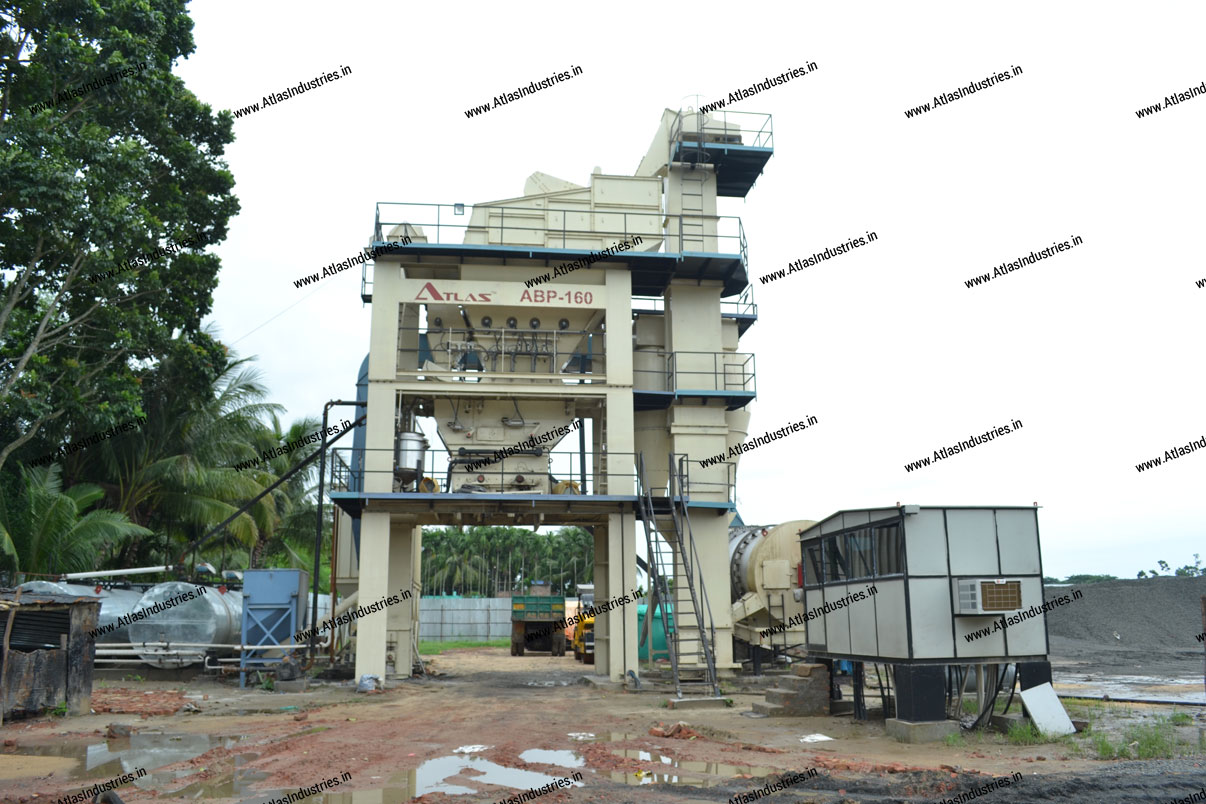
[578,333,590,492]
[94,632,332,651]
[61,565,174,580]
[313,401,366,663]
[330,500,338,666]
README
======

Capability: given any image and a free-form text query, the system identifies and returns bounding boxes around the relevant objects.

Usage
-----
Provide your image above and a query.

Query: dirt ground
[1,648,1204,804]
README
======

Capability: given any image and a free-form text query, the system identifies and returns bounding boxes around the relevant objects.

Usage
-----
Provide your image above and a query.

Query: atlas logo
[414,281,494,303]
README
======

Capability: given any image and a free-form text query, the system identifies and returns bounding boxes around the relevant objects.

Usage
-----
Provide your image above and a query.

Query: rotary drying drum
[729,519,816,654]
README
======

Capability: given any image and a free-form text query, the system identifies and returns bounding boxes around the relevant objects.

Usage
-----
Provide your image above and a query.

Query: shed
[0,588,100,719]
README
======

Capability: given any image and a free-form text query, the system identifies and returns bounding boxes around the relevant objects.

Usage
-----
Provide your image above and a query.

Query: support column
[592,524,610,675]
[354,511,390,681]
[355,380,395,682]
[386,522,417,678]
[608,511,638,682]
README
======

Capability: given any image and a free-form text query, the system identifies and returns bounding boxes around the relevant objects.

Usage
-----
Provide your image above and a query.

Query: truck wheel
[516,643,525,656]
[574,645,581,661]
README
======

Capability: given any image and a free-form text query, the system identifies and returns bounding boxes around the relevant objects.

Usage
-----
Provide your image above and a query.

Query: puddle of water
[569,732,640,742]
[1055,673,1206,704]
[8,733,244,786]
[452,745,490,753]
[518,749,583,767]
[170,768,270,799]
[232,756,586,803]
[609,749,772,788]
[412,755,583,796]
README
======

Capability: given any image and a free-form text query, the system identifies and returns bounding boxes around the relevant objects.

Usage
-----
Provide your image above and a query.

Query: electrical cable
[1001,664,1018,715]
[950,664,968,721]
[502,398,527,428]
[873,663,887,715]
[964,664,1010,731]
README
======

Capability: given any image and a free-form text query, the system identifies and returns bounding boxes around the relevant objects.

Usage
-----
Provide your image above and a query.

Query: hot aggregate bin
[510,595,566,656]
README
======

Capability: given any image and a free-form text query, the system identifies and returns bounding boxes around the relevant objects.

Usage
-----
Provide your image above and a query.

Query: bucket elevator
[328,108,774,689]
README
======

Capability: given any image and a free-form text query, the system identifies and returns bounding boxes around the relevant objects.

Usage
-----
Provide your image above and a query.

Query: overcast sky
[181,1,1205,581]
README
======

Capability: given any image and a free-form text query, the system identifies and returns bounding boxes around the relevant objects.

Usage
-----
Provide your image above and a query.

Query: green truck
[510,594,566,656]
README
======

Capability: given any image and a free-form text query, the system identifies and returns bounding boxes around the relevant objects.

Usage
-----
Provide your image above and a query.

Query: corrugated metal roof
[0,589,101,606]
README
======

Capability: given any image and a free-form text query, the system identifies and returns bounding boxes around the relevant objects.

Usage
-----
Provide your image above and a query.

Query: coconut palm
[245,414,323,569]
[430,546,488,596]
[0,464,151,578]
[78,333,285,569]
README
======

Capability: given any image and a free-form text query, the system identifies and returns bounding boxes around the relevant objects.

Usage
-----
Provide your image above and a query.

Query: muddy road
[1,647,1203,804]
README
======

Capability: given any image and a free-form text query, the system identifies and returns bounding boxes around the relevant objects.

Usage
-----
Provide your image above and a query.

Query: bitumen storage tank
[128,582,243,668]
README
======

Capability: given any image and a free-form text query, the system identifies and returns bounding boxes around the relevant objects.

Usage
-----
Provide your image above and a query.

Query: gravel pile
[1044,575,1206,675]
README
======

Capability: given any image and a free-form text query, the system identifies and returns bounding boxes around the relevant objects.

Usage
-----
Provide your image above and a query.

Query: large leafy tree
[0,0,238,472]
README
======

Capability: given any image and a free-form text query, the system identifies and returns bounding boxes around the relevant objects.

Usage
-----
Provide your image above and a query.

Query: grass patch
[943,732,967,747]
[1170,712,1192,726]
[1092,732,1124,760]
[418,639,509,655]
[1006,720,1044,746]
[1125,720,1177,759]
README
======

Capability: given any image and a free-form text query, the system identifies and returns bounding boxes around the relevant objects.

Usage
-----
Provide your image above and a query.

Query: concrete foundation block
[830,699,854,715]
[751,701,789,716]
[275,678,309,693]
[885,718,959,743]
[765,687,804,706]
[666,696,729,710]
[792,663,826,678]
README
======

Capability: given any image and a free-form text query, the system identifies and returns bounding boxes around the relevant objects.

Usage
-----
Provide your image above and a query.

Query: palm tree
[430,546,487,595]
[0,464,151,578]
[81,335,284,569]
[247,414,323,570]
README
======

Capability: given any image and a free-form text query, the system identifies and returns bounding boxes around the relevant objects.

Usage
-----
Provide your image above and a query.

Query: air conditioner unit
[955,578,1023,615]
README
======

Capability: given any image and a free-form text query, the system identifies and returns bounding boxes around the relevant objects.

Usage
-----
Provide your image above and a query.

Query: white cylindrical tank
[128,582,243,667]
[18,581,145,644]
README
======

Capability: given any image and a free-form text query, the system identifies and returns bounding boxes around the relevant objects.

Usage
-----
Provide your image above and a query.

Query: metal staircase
[636,453,720,698]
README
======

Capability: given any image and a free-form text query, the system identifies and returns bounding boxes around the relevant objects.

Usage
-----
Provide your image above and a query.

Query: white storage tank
[128,582,243,667]
[18,582,144,644]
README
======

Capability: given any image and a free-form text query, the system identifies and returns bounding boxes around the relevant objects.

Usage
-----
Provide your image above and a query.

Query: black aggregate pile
[1044,575,1206,676]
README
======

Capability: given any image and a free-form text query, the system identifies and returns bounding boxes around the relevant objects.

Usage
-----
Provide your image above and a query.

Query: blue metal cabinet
[239,569,309,688]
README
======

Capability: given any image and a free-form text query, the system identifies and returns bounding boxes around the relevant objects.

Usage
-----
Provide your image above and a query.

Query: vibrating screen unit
[796,505,1049,665]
